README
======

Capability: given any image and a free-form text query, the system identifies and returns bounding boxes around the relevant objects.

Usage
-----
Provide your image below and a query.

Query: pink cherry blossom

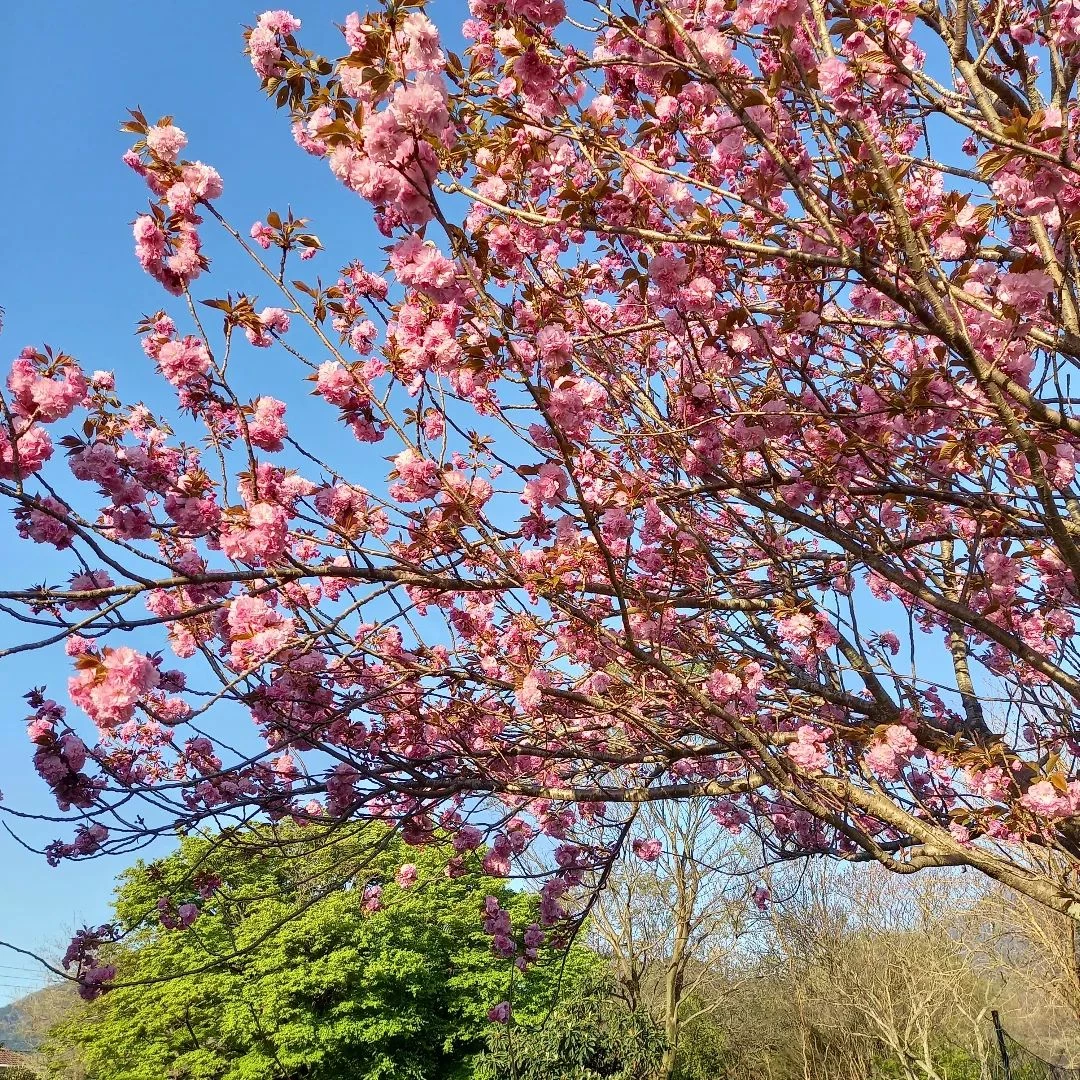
[631,837,663,861]
[68,647,160,730]
[145,124,188,162]
[250,221,275,249]
[248,396,288,452]
[395,863,418,888]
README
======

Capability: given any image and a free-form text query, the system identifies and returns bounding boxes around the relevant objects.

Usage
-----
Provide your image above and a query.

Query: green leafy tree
[46,824,597,1080]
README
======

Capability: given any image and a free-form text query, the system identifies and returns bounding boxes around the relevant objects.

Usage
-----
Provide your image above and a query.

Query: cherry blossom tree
[8,0,1080,995]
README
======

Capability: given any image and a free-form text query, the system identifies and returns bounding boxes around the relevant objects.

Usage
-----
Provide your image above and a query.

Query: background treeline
[8,811,1080,1080]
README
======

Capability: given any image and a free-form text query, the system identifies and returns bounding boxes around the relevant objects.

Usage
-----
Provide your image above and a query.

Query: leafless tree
[585,802,767,1079]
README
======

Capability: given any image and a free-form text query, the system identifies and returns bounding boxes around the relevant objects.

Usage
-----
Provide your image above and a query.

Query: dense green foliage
[477,972,666,1080]
[47,824,597,1080]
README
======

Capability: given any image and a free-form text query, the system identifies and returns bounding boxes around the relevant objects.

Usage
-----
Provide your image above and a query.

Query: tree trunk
[659,959,681,1080]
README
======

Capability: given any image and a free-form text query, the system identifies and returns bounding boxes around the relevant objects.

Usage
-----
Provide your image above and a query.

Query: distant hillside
[0,998,33,1052]
[0,985,78,1052]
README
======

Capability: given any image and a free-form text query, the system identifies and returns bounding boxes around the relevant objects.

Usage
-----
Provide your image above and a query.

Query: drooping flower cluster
[63,925,119,1001]
[123,116,223,294]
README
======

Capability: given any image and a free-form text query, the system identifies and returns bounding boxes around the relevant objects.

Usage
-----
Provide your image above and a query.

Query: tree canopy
[7,0,1080,993]
[46,825,596,1080]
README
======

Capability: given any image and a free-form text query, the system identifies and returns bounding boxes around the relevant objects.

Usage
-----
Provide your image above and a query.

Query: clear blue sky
[0,0,470,1003]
